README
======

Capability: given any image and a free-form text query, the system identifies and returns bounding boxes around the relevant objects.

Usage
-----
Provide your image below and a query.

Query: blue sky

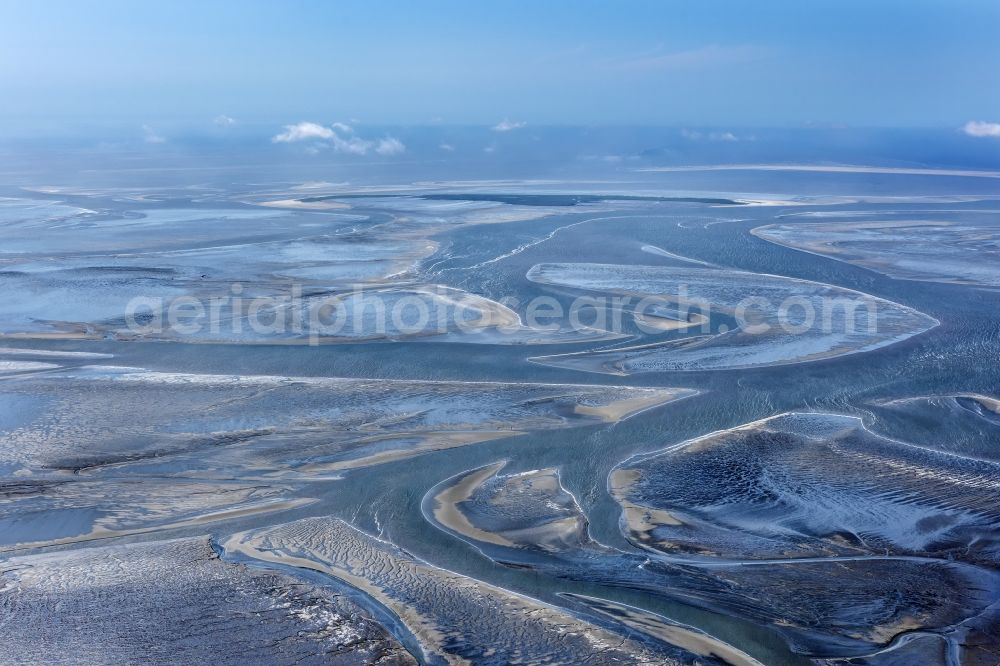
[2,0,999,134]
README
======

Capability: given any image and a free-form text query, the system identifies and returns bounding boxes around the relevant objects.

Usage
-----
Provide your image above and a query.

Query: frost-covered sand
[426,463,590,554]
[0,536,417,665]
[0,195,625,344]
[753,219,1000,287]
[223,516,691,665]
[421,454,1000,661]
[527,262,937,373]
[610,412,1000,563]
[0,357,691,549]
[3,177,999,665]
[870,393,1000,462]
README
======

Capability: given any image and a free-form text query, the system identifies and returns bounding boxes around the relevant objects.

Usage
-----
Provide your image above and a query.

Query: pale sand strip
[575,388,697,422]
[428,462,514,548]
[223,517,683,665]
[295,431,519,474]
[257,198,351,210]
[564,594,766,666]
[0,498,316,553]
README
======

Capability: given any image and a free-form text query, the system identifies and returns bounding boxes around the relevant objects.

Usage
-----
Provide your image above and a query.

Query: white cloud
[492,119,526,132]
[962,121,1000,138]
[439,143,455,152]
[142,124,166,144]
[273,121,405,156]
[214,115,236,127]
[273,121,335,142]
[375,137,406,156]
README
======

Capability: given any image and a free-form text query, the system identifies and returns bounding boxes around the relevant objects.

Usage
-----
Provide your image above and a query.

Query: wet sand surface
[1,536,417,665]
[1,171,999,664]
